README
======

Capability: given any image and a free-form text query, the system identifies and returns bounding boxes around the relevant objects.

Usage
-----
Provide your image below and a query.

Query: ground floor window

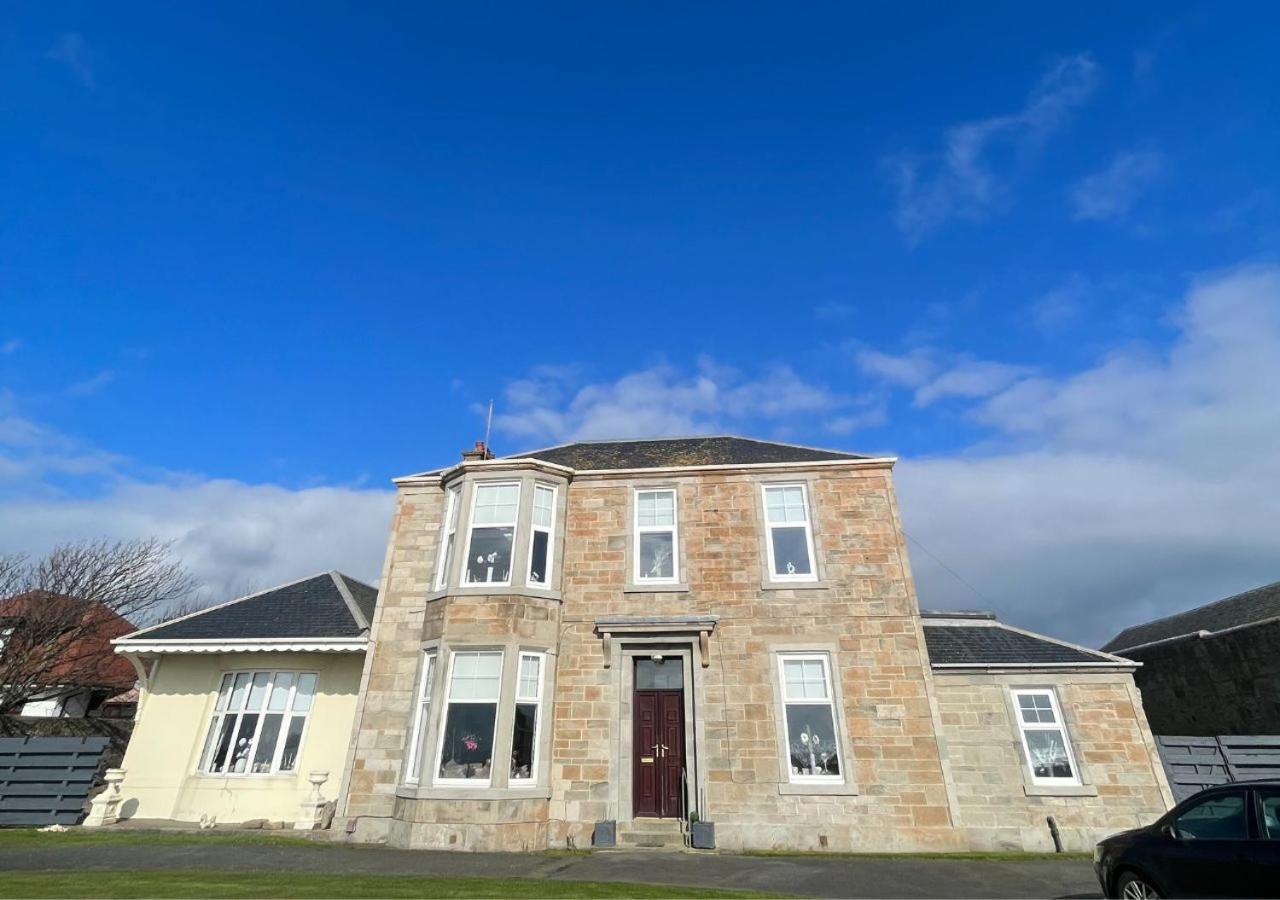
[509,652,544,782]
[776,654,842,782]
[200,670,316,775]
[404,651,437,783]
[436,651,503,784]
[1011,688,1080,785]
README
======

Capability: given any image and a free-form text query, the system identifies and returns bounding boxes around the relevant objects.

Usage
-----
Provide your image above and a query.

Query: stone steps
[615,818,687,849]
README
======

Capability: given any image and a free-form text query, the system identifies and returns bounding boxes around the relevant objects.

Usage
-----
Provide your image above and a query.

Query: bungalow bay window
[777,655,842,782]
[509,652,545,782]
[528,484,556,587]
[433,486,461,591]
[436,651,502,784]
[763,484,816,580]
[199,671,316,776]
[634,489,678,583]
[1011,689,1080,785]
[404,651,437,783]
[464,482,520,586]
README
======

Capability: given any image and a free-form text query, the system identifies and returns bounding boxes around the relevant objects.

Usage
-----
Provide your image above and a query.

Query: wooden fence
[1156,734,1280,802]
[0,735,111,826]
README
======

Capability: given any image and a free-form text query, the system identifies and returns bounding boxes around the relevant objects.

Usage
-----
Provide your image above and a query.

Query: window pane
[473,483,519,524]
[635,658,683,690]
[1261,791,1280,840]
[529,530,550,584]
[199,715,223,770]
[766,486,807,524]
[438,533,456,587]
[449,652,502,701]
[510,703,537,780]
[518,655,542,700]
[770,526,812,576]
[228,713,260,774]
[783,659,828,700]
[252,714,283,773]
[466,527,514,583]
[785,704,840,777]
[293,674,317,712]
[1025,729,1074,779]
[1175,793,1248,840]
[246,672,270,710]
[268,673,293,711]
[533,486,554,528]
[229,672,251,710]
[437,703,497,780]
[419,656,436,701]
[638,532,675,580]
[215,674,234,711]
[208,715,237,773]
[279,715,306,771]
[1018,693,1057,724]
[637,491,675,527]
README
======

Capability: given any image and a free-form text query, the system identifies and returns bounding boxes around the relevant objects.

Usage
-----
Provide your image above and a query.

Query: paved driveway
[0,841,1102,898]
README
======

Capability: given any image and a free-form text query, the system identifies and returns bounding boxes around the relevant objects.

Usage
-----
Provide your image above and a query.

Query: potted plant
[688,810,715,850]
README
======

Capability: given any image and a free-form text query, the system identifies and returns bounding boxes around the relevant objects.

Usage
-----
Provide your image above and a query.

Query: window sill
[1024,784,1097,797]
[190,773,299,782]
[398,784,553,801]
[778,781,858,796]
[426,586,562,603]
[761,580,830,592]
[623,583,690,594]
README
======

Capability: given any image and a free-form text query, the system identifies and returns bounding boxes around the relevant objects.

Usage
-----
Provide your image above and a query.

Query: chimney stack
[461,440,493,462]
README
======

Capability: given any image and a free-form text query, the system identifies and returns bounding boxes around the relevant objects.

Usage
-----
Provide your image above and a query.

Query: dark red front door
[633,688,685,818]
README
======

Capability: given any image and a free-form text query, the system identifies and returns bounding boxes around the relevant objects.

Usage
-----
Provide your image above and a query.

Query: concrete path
[0,841,1102,898]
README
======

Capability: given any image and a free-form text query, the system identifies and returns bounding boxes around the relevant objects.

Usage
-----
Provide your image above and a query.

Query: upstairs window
[436,651,503,785]
[634,489,678,583]
[509,652,545,783]
[433,486,461,591]
[528,485,556,587]
[199,670,316,776]
[464,482,520,586]
[404,651,437,783]
[1011,689,1080,785]
[763,484,816,581]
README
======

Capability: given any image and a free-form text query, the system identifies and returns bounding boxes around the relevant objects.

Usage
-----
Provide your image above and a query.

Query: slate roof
[122,572,377,642]
[921,613,1126,666]
[1103,579,1280,652]
[504,436,869,471]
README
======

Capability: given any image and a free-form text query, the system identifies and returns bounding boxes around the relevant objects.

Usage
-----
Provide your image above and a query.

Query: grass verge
[743,849,1091,861]
[0,870,781,899]
[0,828,326,849]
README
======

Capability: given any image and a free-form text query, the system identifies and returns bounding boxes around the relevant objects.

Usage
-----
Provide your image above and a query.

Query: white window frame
[433,486,461,591]
[633,488,680,584]
[527,484,557,588]
[197,669,317,777]
[1011,688,1081,787]
[462,481,521,588]
[403,650,437,783]
[509,650,546,784]
[433,649,504,788]
[776,653,843,784]
[762,483,819,582]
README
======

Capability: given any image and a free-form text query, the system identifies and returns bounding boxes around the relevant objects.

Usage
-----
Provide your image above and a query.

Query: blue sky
[3,3,1279,645]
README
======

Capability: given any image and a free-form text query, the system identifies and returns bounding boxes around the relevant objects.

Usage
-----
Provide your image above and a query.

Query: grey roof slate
[128,572,377,641]
[505,436,868,471]
[1103,580,1280,652]
[923,623,1119,666]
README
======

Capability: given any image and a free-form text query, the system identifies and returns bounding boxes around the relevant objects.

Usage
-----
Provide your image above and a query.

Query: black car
[1094,780,1280,898]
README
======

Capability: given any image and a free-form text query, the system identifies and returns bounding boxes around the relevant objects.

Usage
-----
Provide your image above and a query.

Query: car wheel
[1115,871,1162,899]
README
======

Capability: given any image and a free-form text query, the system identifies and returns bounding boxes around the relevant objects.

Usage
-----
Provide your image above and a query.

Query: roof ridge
[329,571,370,632]
[501,434,869,462]
[990,619,1131,664]
[1109,578,1280,644]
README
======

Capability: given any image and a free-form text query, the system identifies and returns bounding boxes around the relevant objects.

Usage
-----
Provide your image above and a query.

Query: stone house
[337,436,1172,852]
[1103,579,1280,735]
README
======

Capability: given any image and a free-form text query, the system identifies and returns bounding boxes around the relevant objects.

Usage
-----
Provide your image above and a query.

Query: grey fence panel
[0,736,110,826]
[1156,735,1280,803]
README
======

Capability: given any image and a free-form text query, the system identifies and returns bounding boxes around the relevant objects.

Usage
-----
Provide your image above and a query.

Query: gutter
[1109,614,1280,655]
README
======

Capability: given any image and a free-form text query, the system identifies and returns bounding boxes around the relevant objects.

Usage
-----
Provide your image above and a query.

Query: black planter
[593,820,616,847]
[690,820,715,850]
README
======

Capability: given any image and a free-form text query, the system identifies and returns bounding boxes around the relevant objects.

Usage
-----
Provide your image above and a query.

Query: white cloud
[1,339,19,355]
[854,348,935,387]
[493,359,873,445]
[854,349,1030,407]
[1070,150,1164,221]
[1029,273,1090,332]
[893,265,1280,646]
[66,370,117,397]
[886,55,1099,241]
[45,33,96,89]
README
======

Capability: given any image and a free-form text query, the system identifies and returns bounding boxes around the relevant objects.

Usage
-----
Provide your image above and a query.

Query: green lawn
[0,870,779,899]
[0,828,326,849]
[744,849,1090,860]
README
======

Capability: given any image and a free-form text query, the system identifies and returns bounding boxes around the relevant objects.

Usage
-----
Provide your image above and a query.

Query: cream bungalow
[111,572,375,826]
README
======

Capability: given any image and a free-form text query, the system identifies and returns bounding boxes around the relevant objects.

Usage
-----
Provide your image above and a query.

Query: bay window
[763,484,816,581]
[199,670,316,775]
[509,652,545,782]
[634,489,678,583]
[436,651,503,784]
[777,654,842,782]
[528,484,556,587]
[433,486,461,591]
[464,483,520,586]
[1011,689,1079,785]
[404,651,437,783]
